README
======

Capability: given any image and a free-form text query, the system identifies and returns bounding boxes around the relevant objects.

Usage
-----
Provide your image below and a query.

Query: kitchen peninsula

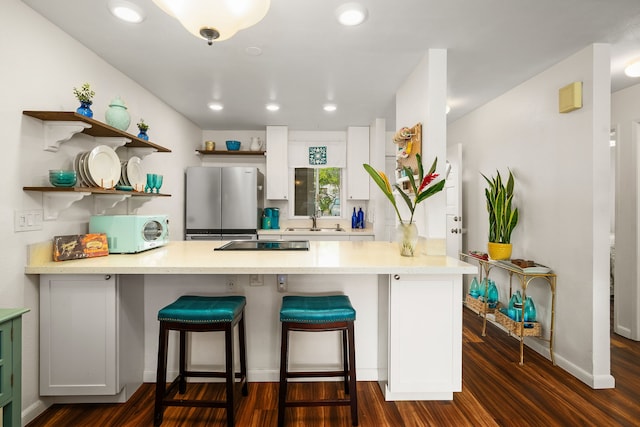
[27,240,475,403]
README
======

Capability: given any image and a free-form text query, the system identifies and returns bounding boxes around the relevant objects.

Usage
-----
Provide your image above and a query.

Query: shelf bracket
[94,136,131,150]
[43,121,92,152]
[42,192,91,220]
[94,194,131,215]
[126,195,154,214]
[124,147,158,159]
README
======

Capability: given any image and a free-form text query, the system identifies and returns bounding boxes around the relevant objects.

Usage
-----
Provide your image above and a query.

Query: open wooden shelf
[196,149,265,156]
[23,186,170,196]
[23,111,171,152]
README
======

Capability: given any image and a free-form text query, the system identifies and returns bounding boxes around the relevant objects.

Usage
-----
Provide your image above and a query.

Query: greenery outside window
[294,167,341,217]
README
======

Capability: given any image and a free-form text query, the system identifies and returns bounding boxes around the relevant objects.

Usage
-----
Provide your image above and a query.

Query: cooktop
[215,240,310,251]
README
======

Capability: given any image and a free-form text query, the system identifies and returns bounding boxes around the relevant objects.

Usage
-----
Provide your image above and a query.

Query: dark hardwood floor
[27,305,640,426]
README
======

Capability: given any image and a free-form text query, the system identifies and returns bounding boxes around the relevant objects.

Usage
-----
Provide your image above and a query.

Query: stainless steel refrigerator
[185,166,263,240]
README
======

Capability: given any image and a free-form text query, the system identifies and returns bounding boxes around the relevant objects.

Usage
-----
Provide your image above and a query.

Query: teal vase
[469,277,480,298]
[478,278,487,301]
[105,96,131,131]
[524,296,537,322]
[487,279,499,308]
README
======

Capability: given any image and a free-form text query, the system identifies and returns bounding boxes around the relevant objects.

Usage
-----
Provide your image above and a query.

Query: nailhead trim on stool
[154,295,248,427]
[278,295,358,426]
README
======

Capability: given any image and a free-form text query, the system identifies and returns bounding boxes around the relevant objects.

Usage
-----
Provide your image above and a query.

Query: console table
[0,308,29,427]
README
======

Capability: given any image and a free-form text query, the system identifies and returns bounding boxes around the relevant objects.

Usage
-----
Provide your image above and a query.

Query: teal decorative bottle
[105,96,131,131]
[469,277,480,298]
[487,279,499,308]
[478,278,488,301]
[524,296,537,322]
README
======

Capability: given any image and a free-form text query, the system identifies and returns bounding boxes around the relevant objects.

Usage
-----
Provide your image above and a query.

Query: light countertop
[26,240,476,276]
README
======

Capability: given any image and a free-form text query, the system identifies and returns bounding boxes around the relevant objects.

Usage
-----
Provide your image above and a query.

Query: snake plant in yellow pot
[481,169,518,260]
[364,153,445,256]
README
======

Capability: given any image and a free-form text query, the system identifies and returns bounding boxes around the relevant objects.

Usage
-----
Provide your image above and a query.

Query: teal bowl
[226,140,241,151]
[49,170,77,187]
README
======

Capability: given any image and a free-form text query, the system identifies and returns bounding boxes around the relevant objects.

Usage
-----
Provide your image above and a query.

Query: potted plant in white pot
[482,169,518,260]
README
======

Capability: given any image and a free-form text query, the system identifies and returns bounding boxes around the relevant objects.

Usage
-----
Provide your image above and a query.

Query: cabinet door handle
[393,274,400,281]
[104,274,111,280]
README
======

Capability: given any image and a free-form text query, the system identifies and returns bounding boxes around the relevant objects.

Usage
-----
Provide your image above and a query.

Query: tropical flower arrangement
[73,83,95,104]
[363,153,445,224]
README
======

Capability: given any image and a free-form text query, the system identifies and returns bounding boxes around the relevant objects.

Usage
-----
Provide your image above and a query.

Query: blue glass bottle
[469,277,480,298]
[524,296,537,322]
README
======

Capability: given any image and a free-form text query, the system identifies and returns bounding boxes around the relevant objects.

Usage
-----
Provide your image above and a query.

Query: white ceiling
[22,0,640,131]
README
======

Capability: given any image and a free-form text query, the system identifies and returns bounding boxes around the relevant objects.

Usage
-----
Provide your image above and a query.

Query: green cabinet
[0,308,29,427]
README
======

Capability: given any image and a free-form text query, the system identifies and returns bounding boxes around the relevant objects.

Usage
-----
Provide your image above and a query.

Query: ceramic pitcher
[250,137,263,151]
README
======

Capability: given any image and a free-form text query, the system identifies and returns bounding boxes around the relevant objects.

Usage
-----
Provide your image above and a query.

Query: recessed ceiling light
[208,102,224,111]
[245,46,263,56]
[266,103,280,111]
[335,3,368,26]
[108,0,145,24]
[323,103,337,112]
[624,58,640,77]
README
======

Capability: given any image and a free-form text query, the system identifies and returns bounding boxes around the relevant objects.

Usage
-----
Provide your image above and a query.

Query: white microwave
[89,215,169,253]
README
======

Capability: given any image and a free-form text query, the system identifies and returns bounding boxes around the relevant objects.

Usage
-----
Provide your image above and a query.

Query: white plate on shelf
[80,151,96,186]
[126,156,145,192]
[87,145,120,189]
[73,152,87,186]
[119,161,129,186]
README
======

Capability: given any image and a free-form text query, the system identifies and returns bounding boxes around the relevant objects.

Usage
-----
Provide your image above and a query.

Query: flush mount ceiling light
[335,2,368,26]
[152,0,271,45]
[108,0,145,23]
[624,58,640,77]
[266,103,280,111]
[208,102,224,111]
[323,103,337,112]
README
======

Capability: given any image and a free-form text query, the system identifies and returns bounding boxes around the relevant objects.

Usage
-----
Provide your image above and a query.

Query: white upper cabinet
[346,126,370,200]
[266,125,289,200]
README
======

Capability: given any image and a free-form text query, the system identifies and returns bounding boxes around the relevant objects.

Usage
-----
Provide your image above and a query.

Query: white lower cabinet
[350,235,374,241]
[40,274,144,402]
[280,234,350,241]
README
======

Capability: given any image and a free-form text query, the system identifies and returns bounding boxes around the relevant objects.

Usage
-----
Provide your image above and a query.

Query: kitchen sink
[284,227,346,232]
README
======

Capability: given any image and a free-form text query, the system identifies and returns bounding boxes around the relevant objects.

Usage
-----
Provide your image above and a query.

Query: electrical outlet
[249,274,263,286]
[14,209,43,232]
[227,275,237,292]
[277,274,287,292]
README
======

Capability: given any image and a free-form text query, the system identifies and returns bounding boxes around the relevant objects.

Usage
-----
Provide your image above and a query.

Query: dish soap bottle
[352,208,357,229]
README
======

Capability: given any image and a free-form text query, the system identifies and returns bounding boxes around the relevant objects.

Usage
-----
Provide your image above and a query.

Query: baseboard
[22,399,50,426]
[144,368,379,383]
[553,353,615,389]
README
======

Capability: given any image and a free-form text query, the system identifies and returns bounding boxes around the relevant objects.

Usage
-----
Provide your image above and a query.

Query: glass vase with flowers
[363,153,445,256]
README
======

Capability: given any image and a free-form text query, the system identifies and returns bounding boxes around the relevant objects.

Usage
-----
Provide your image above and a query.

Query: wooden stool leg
[342,329,349,394]
[154,323,169,426]
[277,322,290,427]
[178,330,187,393]
[225,322,235,427]
[348,321,358,426]
[238,310,248,396]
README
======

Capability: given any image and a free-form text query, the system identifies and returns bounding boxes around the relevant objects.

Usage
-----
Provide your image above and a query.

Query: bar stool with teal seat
[278,295,358,426]
[154,295,248,427]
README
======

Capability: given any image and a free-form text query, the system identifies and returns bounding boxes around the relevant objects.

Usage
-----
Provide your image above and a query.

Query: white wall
[2,0,201,423]
[395,49,448,253]
[611,82,640,340]
[449,44,614,388]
